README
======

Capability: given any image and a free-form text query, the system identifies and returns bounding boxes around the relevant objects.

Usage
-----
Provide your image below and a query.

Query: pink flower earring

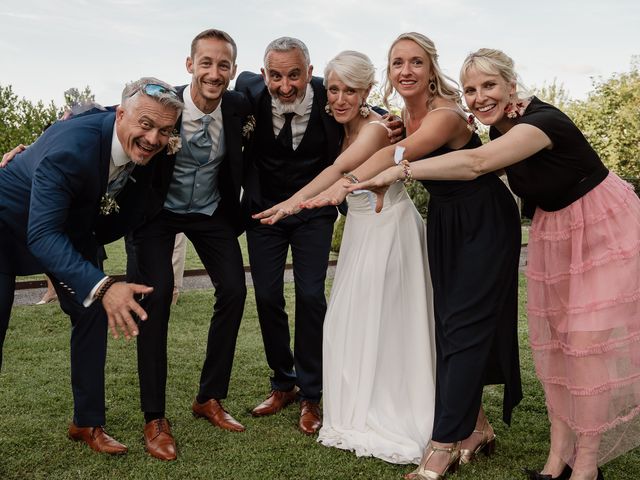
[504,97,525,119]
[467,114,477,132]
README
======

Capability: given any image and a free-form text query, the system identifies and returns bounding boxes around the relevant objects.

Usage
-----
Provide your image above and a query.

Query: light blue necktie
[189,115,213,165]
[107,162,135,197]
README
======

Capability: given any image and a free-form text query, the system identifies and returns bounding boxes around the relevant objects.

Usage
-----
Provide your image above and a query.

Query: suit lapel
[100,112,116,196]
[221,92,242,196]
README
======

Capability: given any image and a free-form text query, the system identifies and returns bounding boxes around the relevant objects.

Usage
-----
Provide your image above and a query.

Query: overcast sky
[2,0,638,107]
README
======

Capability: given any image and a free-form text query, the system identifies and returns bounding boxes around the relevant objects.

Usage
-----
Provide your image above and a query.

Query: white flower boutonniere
[242,115,256,139]
[99,193,120,215]
[166,131,182,155]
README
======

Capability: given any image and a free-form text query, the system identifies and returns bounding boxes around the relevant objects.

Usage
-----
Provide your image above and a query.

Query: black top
[490,97,608,212]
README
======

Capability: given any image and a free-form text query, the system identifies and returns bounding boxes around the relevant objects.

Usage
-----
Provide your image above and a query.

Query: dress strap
[367,120,392,135]
[428,106,470,123]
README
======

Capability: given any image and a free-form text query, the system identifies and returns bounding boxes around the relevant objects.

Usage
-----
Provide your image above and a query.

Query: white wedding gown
[318,182,436,464]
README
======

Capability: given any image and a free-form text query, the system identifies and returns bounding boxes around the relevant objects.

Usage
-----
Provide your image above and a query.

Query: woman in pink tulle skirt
[350,48,640,480]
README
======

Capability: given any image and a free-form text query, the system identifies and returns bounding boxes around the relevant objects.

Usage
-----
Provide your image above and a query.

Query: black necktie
[277,113,295,149]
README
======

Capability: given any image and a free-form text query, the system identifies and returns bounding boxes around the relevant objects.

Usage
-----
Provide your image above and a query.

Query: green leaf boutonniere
[242,115,256,139]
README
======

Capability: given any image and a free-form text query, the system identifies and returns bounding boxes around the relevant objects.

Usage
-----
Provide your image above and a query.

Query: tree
[566,61,640,179]
[531,79,573,111]
[63,85,96,109]
[0,84,59,153]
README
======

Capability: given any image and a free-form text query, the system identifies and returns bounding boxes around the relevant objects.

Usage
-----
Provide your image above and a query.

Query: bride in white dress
[253,50,435,465]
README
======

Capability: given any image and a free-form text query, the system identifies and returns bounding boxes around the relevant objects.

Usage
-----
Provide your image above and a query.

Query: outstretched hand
[346,165,403,213]
[300,180,350,209]
[101,282,154,340]
[1,144,27,168]
[252,197,303,225]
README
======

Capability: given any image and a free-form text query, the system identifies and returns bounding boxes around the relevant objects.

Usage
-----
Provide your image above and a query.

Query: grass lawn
[1,276,638,479]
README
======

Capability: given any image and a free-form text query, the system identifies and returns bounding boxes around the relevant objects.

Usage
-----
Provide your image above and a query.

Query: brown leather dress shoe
[251,387,298,417]
[192,398,245,432]
[143,418,177,461]
[68,423,128,455]
[299,400,322,435]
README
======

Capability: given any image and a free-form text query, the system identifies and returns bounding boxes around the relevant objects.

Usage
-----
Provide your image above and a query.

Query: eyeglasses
[128,83,179,100]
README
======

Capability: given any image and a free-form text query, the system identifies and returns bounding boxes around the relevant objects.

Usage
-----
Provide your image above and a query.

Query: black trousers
[246,215,334,402]
[1,270,108,427]
[0,273,16,372]
[132,209,246,413]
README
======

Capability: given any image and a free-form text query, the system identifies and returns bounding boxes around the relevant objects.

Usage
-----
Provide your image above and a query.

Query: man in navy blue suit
[0,77,182,455]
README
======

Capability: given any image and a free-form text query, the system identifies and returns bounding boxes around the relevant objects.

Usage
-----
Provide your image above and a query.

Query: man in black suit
[235,37,342,435]
[130,29,251,461]
[0,78,182,454]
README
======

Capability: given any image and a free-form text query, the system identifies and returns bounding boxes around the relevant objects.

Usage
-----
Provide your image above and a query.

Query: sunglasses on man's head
[129,83,179,100]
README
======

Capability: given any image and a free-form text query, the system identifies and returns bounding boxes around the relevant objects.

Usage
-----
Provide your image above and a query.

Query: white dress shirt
[182,84,224,159]
[271,83,314,150]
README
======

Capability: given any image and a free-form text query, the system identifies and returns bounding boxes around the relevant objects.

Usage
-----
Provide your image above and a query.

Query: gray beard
[272,95,304,114]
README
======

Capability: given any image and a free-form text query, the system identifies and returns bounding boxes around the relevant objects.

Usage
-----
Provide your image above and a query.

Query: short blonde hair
[323,50,376,91]
[460,48,528,96]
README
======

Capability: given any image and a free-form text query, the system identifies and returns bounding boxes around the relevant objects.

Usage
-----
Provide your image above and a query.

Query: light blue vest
[164,127,226,215]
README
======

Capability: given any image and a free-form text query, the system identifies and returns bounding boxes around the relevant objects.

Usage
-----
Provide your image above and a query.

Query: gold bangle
[342,172,360,184]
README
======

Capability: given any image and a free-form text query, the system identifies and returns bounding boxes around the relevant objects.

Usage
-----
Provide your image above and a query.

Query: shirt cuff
[84,276,109,307]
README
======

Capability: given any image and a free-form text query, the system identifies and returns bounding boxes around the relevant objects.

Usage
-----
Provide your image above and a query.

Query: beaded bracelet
[342,172,360,184]
[95,276,117,302]
[398,160,412,183]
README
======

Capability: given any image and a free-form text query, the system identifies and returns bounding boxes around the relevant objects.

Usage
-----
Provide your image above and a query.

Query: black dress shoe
[524,465,572,480]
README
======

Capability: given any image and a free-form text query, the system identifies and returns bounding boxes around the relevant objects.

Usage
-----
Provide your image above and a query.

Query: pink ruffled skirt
[527,173,640,464]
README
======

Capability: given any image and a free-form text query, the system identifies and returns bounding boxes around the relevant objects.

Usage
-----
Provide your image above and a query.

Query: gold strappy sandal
[405,441,461,480]
[459,418,496,464]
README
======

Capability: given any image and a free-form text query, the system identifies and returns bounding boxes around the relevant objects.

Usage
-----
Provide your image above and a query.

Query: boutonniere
[166,131,182,155]
[242,115,256,139]
[99,193,120,215]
